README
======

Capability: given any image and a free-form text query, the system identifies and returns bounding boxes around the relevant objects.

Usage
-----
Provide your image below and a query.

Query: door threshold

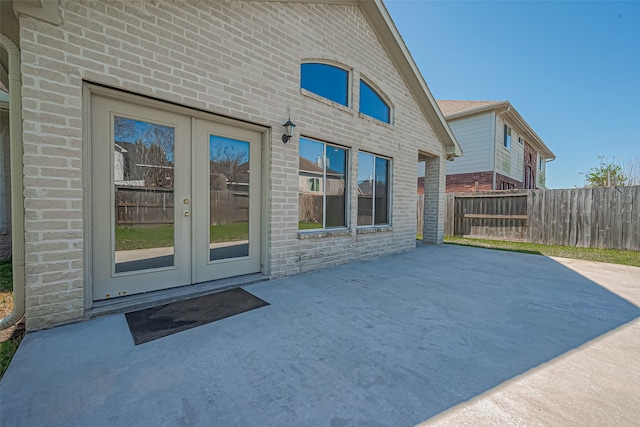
[90,273,269,318]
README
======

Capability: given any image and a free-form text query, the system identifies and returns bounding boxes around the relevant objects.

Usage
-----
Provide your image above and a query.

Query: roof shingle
[436,100,502,117]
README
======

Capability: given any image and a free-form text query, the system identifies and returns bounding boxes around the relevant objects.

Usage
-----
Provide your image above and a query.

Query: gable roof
[436,100,556,160]
[437,100,501,117]
[9,0,462,159]
[257,0,462,159]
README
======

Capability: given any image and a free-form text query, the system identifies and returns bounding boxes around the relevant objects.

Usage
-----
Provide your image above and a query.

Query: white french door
[90,94,261,301]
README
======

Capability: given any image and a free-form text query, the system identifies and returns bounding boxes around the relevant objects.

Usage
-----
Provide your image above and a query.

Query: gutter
[0,33,25,330]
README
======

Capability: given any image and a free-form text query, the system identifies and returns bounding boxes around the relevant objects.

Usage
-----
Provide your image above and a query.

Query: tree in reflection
[210,143,249,191]
[114,117,175,188]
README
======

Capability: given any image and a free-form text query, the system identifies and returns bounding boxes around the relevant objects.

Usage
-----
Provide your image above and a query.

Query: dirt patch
[0,292,24,343]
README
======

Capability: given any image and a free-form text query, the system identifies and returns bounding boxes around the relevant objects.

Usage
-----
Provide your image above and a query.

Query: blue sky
[385,0,640,189]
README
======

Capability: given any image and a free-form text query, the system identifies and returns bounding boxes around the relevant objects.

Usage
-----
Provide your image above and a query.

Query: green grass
[299,221,322,230]
[0,261,12,292]
[0,334,22,380]
[444,236,640,267]
[210,222,249,242]
[115,225,175,251]
[115,222,250,251]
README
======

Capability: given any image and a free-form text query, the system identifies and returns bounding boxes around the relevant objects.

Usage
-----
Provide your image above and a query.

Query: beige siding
[445,112,493,175]
[18,0,445,329]
[495,115,525,181]
[537,153,546,188]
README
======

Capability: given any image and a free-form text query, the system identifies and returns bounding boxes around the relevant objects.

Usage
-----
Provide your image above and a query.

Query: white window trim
[358,76,394,125]
[300,59,353,108]
[298,137,350,233]
[503,125,512,150]
[357,151,392,228]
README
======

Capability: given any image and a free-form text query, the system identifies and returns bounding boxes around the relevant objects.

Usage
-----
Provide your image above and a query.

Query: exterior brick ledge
[300,88,354,115]
[298,229,351,239]
[356,226,392,234]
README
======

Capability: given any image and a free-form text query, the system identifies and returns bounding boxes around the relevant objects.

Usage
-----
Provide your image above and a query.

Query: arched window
[300,63,349,106]
[359,80,391,124]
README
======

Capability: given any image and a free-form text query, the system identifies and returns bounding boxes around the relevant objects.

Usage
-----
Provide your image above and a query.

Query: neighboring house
[0,0,461,330]
[436,100,555,192]
[298,157,345,196]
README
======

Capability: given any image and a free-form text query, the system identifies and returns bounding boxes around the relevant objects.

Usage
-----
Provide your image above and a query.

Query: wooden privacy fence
[116,187,249,226]
[448,191,529,241]
[416,194,424,237]
[441,186,640,251]
[527,186,640,250]
[116,187,174,226]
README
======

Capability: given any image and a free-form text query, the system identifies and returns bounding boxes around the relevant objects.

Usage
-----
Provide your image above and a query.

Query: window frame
[503,124,512,150]
[298,137,350,232]
[357,151,392,228]
[358,78,392,124]
[539,156,544,171]
[300,61,351,108]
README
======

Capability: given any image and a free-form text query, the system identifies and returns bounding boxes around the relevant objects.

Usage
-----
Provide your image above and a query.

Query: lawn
[299,221,322,230]
[115,222,250,251]
[444,236,640,267]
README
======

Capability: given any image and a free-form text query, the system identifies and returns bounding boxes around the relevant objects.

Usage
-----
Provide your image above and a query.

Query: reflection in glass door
[209,136,250,261]
[113,116,176,273]
[194,119,261,284]
[91,93,191,301]
[91,91,262,301]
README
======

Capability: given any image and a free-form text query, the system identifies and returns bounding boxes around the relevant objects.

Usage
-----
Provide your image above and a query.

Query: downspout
[0,33,25,330]
[542,157,555,188]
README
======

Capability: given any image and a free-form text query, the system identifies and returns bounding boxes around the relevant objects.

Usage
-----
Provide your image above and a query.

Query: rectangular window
[503,125,511,150]
[539,156,544,171]
[357,152,390,226]
[307,177,320,192]
[299,138,348,230]
[518,136,524,145]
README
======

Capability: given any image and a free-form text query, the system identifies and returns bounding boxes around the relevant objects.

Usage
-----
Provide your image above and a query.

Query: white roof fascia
[359,0,462,158]
[443,101,509,121]
[445,101,555,160]
[504,106,555,160]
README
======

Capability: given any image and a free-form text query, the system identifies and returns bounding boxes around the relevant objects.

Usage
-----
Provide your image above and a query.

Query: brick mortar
[19,0,446,329]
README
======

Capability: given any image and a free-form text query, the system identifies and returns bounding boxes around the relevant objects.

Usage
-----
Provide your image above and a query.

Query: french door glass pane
[209,135,250,261]
[299,138,324,230]
[374,156,389,225]
[325,145,347,228]
[357,152,374,226]
[113,116,175,273]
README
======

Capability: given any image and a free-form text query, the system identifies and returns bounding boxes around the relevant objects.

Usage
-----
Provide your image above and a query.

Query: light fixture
[282,118,296,143]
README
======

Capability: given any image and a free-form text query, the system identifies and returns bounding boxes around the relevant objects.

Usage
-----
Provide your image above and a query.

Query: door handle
[183,211,190,217]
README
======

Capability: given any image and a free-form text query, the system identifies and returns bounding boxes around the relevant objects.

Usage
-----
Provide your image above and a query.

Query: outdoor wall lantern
[282,118,296,143]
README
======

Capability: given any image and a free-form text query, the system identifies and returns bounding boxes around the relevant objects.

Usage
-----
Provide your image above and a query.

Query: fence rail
[440,186,639,251]
[115,187,249,226]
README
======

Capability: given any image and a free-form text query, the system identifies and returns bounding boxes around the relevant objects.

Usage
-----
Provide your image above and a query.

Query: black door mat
[125,288,269,345]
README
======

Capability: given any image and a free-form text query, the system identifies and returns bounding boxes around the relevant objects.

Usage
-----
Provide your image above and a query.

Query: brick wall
[496,173,522,190]
[18,0,446,329]
[423,156,446,243]
[523,141,537,189]
[446,171,493,193]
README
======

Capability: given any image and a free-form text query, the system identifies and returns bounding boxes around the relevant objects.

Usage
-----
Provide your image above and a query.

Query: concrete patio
[1,244,639,426]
